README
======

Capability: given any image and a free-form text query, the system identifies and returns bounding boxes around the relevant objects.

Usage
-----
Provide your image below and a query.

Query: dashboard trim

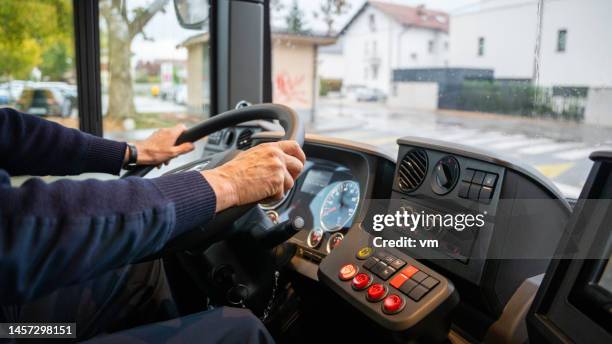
[252,131,396,163]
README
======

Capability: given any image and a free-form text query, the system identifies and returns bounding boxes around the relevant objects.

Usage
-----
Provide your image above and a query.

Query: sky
[129,0,482,62]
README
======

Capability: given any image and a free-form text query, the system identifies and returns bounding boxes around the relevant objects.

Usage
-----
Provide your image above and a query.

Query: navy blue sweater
[0,108,216,305]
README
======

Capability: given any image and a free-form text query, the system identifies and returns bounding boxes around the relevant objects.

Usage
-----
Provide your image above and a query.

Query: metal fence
[393,68,587,121]
[440,81,586,121]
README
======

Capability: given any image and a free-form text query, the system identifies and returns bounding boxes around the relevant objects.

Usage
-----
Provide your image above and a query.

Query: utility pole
[533,0,545,85]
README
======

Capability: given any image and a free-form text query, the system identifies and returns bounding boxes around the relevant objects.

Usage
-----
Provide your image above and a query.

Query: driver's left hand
[126,124,195,166]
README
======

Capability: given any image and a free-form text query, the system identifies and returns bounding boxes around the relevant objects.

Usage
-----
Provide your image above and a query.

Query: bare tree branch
[128,0,169,39]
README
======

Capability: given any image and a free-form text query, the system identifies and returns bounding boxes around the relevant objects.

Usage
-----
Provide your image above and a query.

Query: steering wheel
[121,103,304,251]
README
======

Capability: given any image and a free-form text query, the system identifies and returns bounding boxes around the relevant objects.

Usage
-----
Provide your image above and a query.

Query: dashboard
[186,125,610,343]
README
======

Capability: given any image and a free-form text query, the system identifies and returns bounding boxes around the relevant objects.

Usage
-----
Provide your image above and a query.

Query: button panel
[339,249,442,310]
[459,168,499,204]
[336,247,448,321]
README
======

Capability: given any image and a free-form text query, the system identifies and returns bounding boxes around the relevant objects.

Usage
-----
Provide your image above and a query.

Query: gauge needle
[323,206,337,216]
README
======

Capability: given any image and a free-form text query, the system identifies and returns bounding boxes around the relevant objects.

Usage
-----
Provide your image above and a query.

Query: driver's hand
[202,141,306,212]
[127,124,195,166]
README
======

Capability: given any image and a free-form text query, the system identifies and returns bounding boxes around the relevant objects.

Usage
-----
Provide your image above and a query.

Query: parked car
[0,88,10,105]
[173,84,187,105]
[16,87,74,117]
[0,80,28,103]
[341,84,368,101]
[355,87,386,102]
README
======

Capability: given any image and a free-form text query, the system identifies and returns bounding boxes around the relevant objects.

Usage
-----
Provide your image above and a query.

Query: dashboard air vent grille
[236,129,254,149]
[397,149,428,192]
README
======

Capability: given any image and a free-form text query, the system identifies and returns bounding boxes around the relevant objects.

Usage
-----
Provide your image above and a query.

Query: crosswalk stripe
[435,130,479,142]
[518,142,583,155]
[490,138,551,150]
[460,133,508,146]
[554,146,612,160]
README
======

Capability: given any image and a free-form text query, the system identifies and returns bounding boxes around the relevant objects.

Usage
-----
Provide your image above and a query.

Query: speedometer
[320,181,360,232]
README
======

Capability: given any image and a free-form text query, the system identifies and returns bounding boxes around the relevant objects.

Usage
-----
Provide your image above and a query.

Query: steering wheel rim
[121,103,304,178]
[122,103,305,253]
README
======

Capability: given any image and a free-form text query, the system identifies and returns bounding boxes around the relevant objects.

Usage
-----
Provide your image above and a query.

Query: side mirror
[174,0,209,30]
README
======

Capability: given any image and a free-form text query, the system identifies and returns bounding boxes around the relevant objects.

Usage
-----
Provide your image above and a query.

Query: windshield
[1,0,609,197]
[269,0,612,198]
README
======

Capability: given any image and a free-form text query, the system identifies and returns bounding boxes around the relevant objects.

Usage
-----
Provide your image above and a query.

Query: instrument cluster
[260,157,361,257]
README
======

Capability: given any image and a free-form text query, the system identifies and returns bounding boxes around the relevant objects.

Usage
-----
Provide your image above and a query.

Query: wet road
[311,98,612,198]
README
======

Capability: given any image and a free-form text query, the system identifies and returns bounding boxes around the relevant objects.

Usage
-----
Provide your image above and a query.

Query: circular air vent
[236,129,254,150]
[397,149,428,193]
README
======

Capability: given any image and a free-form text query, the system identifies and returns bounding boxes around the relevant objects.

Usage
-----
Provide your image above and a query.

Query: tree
[270,0,284,13]
[285,0,308,34]
[39,40,72,81]
[100,0,169,119]
[315,0,351,35]
[0,0,72,81]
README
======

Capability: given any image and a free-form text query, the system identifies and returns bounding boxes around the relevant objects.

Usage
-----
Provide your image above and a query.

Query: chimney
[416,4,426,18]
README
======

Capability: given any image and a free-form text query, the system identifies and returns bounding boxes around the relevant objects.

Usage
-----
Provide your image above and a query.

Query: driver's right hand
[201,141,306,212]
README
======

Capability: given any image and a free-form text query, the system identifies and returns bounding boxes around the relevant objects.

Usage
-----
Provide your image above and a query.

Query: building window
[364,66,369,80]
[557,29,567,52]
[444,41,449,51]
[478,37,485,56]
[371,64,379,80]
[372,41,377,56]
[369,13,376,32]
[428,40,435,53]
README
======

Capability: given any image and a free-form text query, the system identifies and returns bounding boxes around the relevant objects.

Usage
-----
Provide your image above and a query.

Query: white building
[450,0,612,88]
[320,1,450,95]
[317,40,344,81]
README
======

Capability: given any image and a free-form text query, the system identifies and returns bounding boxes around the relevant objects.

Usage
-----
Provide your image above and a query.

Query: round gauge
[307,228,324,248]
[266,210,279,224]
[326,233,344,253]
[320,181,360,232]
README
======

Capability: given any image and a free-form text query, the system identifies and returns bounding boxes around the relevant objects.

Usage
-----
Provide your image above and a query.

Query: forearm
[0,108,126,176]
[0,170,216,305]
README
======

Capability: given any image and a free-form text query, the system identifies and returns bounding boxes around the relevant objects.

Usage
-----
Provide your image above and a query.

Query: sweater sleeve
[0,170,216,305]
[0,108,127,176]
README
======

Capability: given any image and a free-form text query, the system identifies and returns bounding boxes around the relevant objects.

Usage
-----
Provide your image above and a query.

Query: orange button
[401,265,419,279]
[389,272,409,289]
[339,264,358,281]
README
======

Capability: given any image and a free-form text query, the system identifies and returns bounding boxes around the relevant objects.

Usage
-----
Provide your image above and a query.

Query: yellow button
[357,247,373,260]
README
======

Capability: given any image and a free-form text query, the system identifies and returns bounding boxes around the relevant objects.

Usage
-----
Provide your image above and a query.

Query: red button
[351,273,371,290]
[401,265,419,279]
[367,283,387,302]
[382,294,405,314]
[389,273,409,289]
[339,264,358,281]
